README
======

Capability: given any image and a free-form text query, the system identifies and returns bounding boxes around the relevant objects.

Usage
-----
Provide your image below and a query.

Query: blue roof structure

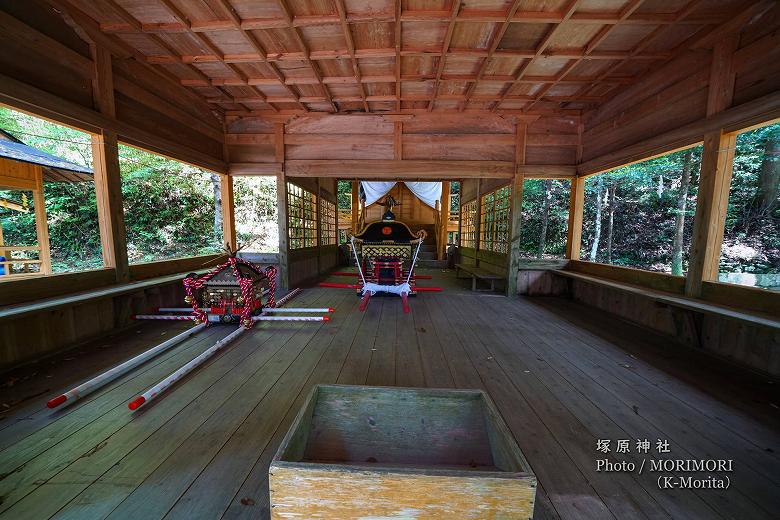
[0,129,92,182]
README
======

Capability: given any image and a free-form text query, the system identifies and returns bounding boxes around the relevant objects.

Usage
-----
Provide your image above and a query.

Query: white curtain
[360,181,396,206]
[360,181,442,209]
[405,182,442,209]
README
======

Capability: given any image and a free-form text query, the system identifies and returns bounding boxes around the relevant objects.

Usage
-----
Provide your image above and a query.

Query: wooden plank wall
[0,278,184,369]
[579,2,780,175]
[0,1,225,172]
[286,178,339,289]
[226,113,579,178]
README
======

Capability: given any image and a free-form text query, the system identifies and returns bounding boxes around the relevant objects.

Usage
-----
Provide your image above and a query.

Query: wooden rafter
[492,0,581,112]
[334,0,369,112]
[459,0,523,111]
[427,0,462,112]
[275,0,336,112]
[523,0,646,113]
[72,0,747,115]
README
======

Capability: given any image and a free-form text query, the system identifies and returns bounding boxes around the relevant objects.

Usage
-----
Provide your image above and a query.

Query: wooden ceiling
[67,0,748,116]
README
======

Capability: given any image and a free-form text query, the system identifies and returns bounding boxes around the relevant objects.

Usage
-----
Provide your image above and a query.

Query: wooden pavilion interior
[0,0,779,518]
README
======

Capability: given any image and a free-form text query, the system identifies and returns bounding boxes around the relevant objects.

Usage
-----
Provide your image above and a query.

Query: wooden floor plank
[336,297,383,385]
[365,298,397,386]
[395,301,425,387]
[2,291,330,519]
[498,296,778,519]
[411,296,455,388]
[44,291,332,520]
[94,291,340,520]
[219,290,368,520]
[426,294,617,519]
[0,326,229,514]
[162,289,362,519]
[0,270,776,520]
[0,321,190,431]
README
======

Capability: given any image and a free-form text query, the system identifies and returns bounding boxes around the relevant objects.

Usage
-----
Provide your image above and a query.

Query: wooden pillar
[457,179,463,247]
[91,44,129,283]
[507,121,527,296]
[92,131,129,283]
[316,178,322,274]
[275,122,288,290]
[686,35,738,297]
[565,176,585,260]
[276,171,289,291]
[32,166,51,275]
[506,174,525,296]
[220,174,236,250]
[474,179,482,266]
[686,131,736,296]
[439,181,450,260]
[351,180,360,232]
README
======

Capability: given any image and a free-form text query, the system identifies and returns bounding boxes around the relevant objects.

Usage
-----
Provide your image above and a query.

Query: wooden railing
[0,245,43,277]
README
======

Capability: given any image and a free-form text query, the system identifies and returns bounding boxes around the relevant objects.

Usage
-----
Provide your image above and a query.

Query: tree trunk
[756,132,779,219]
[537,180,552,259]
[606,182,617,264]
[210,173,223,242]
[671,150,693,275]
[589,176,604,261]
[657,172,664,197]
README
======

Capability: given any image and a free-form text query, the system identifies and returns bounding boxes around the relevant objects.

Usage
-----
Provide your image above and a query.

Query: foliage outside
[518,179,570,259]
[0,107,276,273]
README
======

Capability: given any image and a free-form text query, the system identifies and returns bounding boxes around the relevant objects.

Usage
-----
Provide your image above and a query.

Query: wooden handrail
[0,245,41,251]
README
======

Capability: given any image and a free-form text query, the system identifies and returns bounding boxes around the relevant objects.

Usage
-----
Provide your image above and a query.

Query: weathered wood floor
[0,269,778,519]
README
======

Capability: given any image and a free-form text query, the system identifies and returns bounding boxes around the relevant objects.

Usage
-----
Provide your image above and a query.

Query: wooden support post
[686,35,738,297]
[32,166,51,275]
[686,130,736,297]
[507,121,527,296]
[474,179,482,266]
[457,178,463,247]
[316,178,322,275]
[0,219,6,260]
[351,180,359,233]
[220,174,236,250]
[91,43,129,283]
[274,122,288,290]
[439,181,450,260]
[566,176,585,260]
[276,171,289,291]
[92,131,129,282]
[507,174,524,296]
[394,121,402,160]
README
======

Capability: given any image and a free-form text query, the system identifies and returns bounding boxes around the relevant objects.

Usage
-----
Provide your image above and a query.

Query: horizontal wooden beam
[0,73,227,173]
[516,164,577,178]
[99,10,721,34]
[229,162,284,175]
[578,90,780,176]
[284,160,515,179]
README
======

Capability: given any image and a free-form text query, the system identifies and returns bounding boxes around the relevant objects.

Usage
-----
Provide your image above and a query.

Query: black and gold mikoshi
[349,219,427,315]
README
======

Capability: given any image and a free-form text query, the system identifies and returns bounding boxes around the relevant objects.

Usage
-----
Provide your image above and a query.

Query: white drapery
[360,181,442,209]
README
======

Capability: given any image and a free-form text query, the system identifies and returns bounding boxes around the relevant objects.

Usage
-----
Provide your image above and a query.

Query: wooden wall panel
[567,279,780,377]
[0,279,186,369]
[0,5,93,110]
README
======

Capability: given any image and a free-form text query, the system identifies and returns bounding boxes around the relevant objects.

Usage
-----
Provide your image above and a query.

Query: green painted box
[270,385,537,519]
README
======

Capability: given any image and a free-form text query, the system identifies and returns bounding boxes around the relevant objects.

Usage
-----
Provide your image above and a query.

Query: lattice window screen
[287,182,318,249]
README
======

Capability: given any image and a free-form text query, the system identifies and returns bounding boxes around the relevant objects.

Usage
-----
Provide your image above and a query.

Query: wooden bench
[551,269,780,331]
[455,263,506,292]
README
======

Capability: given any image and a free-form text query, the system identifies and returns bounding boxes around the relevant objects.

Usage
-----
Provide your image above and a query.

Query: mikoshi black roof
[0,129,92,182]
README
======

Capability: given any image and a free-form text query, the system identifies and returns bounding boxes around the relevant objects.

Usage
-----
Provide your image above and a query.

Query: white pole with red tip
[46,322,207,409]
[128,326,247,411]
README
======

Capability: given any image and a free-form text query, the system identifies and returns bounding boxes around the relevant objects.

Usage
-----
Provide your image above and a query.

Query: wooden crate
[270,385,536,519]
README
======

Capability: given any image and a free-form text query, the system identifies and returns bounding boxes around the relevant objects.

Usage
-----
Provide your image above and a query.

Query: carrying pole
[129,326,247,410]
[47,323,206,409]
